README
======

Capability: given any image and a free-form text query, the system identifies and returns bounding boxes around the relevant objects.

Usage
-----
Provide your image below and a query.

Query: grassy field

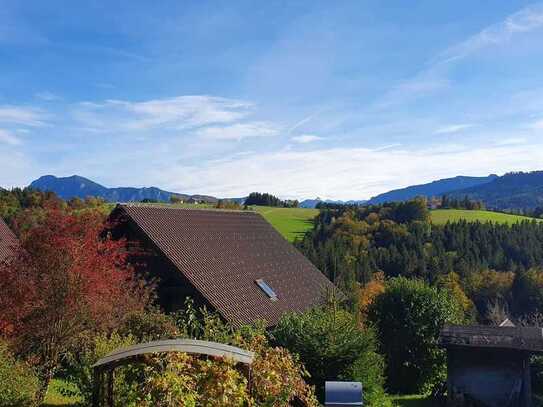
[250,206,318,242]
[391,395,434,406]
[430,209,541,225]
[43,379,79,406]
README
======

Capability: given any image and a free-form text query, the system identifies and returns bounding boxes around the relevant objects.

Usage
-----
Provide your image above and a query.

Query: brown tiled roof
[0,218,18,263]
[115,204,335,327]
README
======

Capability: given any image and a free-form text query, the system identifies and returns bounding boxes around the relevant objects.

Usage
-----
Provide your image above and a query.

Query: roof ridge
[117,203,254,214]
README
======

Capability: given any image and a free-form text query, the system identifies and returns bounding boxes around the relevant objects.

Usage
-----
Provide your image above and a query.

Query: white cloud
[434,124,475,135]
[530,119,543,130]
[155,143,543,200]
[72,95,253,132]
[0,106,48,127]
[0,129,21,145]
[375,76,451,108]
[438,4,543,64]
[496,137,527,146]
[35,91,61,101]
[377,4,543,109]
[196,122,279,141]
[291,134,323,143]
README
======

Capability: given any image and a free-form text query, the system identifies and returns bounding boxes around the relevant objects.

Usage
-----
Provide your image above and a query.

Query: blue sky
[2,1,543,200]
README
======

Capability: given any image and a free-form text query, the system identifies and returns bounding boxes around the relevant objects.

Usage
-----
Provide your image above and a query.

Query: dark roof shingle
[115,204,335,327]
[0,218,18,263]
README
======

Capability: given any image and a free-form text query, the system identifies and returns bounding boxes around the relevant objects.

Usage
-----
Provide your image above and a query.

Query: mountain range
[447,171,543,210]
[367,175,499,205]
[30,175,217,203]
[25,171,543,211]
[301,172,543,210]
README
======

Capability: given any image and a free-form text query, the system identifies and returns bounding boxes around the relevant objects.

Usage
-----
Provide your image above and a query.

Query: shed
[109,204,335,327]
[440,324,543,406]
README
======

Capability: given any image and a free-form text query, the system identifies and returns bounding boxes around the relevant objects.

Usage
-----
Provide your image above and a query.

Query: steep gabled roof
[0,218,18,263]
[113,204,334,327]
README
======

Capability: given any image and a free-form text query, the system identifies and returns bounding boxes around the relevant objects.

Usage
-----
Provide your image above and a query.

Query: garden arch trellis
[92,339,255,406]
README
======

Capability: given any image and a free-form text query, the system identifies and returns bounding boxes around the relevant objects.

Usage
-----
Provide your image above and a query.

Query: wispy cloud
[155,142,543,200]
[291,134,323,143]
[0,129,21,145]
[287,110,324,134]
[35,91,61,102]
[434,124,475,135]
[530,118,543,130]
[377,4,543,109]
[0,106,48,127]
[376,76,451,108]
[72,95,253,132]
[196,122,279,141]
[496,137,527,146]
[438,3,543,64]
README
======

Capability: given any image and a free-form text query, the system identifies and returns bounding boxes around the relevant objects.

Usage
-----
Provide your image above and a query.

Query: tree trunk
[35,365,55,405]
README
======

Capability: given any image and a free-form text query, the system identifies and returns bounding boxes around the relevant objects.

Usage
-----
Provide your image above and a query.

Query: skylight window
[255,279,278,301]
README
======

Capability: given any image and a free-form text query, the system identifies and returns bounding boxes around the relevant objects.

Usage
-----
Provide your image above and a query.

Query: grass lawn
[251,206,318,242]
[430,209,541,225]
[391,394,434,406]
[42,378,80,406]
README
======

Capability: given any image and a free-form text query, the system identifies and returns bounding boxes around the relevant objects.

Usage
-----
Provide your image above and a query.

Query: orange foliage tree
[359,272,386,322]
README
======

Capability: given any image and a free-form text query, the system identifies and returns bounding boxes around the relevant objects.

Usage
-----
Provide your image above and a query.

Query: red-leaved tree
[0,208,151,399]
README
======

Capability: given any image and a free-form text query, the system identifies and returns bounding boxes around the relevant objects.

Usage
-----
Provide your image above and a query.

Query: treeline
[296,198,543,320]
[441,195,484,210]
[244,192,299,208]
[0,187,107,224]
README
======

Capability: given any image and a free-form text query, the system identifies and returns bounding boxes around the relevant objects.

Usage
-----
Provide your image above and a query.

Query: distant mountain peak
[29,174,217,203]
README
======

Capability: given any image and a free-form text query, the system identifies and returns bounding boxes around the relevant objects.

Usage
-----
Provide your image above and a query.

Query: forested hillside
[449,171,543,211]
[297,199,543,320]
[368,175,497,204]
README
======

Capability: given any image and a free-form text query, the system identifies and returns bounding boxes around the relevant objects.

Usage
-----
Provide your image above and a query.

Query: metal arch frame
[92,339,254,406]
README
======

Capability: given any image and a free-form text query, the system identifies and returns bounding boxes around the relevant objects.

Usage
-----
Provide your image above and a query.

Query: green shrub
[65,304,318,406]
[65,332,138,405]
[368,277,464,394]
[272,305,388,405]
[0,340,39,406]
[119,308,179,342]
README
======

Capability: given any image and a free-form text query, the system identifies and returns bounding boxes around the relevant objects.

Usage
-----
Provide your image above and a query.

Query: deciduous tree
[0,208,151,400]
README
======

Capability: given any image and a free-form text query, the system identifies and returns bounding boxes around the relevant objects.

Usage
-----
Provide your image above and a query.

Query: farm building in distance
[109,204,335,327]
[0,218,18,263]
[440,324,543,406]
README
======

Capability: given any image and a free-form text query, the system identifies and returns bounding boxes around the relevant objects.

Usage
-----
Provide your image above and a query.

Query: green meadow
[430,209,541,225]
[250,206,318,242]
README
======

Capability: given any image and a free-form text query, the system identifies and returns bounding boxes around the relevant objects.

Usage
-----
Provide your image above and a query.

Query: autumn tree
[0,208,151,400]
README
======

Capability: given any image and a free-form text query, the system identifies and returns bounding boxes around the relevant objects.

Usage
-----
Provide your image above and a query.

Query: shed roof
[440,324,543,353]
[112,204,335,327]
[0,218,18,263]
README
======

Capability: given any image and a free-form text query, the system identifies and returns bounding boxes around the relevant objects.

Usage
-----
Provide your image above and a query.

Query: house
[0,218,18,263]
[186,197,200,204]
[440,324,543,406]
[109,204,335,327]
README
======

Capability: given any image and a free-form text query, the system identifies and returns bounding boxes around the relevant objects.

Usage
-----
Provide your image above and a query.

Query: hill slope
[251,206,318,242]
[431,209,541,225]
[367,175,498,204]
[30,175,217,203]
[449,171,543,210]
